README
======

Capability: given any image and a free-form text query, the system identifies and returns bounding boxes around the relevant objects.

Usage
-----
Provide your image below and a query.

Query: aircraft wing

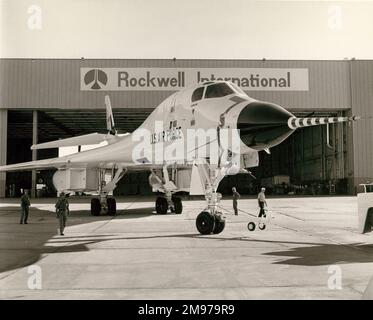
[30,133,110,150]
[0,156,190,173]
[0,157,75,172]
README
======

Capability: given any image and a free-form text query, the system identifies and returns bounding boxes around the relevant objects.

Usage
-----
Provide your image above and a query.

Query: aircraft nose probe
[287,115,360,130]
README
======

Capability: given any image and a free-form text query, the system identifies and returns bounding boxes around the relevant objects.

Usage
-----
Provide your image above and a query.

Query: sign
[81,68,309,91]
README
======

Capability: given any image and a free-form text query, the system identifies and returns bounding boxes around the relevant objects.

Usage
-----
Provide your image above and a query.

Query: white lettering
[27,265,42,289]
[27,5,42,30]
[328,265,342,290]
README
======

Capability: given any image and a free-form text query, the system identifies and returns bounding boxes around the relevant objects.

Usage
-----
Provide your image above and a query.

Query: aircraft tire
[247,222,256,231]
[258,223,266,230]
[156,197,168,214]
[172,196,182,214]
[107,198,117,216]
[196,211,215,235]
[91,198,101,216]
[213,217,225,234]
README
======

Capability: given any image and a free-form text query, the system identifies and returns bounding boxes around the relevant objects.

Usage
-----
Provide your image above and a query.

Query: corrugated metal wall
[0,110,7,197]
[0,59,351,111]
[2,58,372,192]
[350,61,373,185]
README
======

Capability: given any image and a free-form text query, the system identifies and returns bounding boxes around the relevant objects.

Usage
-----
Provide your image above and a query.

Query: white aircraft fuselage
[54,81,294,167]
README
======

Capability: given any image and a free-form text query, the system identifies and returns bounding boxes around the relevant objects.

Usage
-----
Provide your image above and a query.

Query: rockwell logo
[118,71,185,88]
[81,68,309,91]
[84,69,108,90]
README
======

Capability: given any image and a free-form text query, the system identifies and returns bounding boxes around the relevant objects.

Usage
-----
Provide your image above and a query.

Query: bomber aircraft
[0,81,359,235]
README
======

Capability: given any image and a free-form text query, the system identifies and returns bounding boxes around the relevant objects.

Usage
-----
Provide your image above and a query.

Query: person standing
[258,187,267,218]
[20,190,30,224]
[232,187,240,215]
[55,192,70,236]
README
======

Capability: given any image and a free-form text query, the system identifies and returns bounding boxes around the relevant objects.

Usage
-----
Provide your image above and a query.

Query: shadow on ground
[2,201,373,276]
[0,206,156,274]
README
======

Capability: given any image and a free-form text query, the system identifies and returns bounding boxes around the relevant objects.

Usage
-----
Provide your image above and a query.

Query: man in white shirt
[258,187,267,217]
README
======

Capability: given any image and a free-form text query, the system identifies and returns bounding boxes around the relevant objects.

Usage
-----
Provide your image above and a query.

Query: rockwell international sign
[80,68,309,91]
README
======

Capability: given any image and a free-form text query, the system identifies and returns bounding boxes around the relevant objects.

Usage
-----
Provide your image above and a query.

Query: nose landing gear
[196,210,226,235]
[195,191,226,235]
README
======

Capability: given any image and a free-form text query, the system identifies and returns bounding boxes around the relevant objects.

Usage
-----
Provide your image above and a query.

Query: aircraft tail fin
[105,95,116,135]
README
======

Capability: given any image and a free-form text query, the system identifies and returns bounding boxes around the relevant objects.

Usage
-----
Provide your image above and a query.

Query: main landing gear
[90,166,126,216]
[149,167,183,215]
[91,196,117,216]
[155,194,183,215]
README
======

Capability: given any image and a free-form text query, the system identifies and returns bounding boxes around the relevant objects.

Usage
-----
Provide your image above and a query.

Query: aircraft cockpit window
[230,82,246,95]
[205,83,234,99]
[191,87,204,102]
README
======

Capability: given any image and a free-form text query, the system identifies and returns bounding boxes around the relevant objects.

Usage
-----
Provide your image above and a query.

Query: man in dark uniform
[232,187,240,215]
[20,190,30,224]
[55,192,70,236]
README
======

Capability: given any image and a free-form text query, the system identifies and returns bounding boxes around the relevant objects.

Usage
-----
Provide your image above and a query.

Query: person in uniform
[55,192,70,236]
[258,187,267,217]
[232,187,240,215]
[20,190,30,224]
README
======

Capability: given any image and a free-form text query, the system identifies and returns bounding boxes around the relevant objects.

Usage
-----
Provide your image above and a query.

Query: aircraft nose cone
[237,101,295,150]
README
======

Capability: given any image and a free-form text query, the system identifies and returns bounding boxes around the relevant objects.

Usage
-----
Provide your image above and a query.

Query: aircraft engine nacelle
[53,168,99,192]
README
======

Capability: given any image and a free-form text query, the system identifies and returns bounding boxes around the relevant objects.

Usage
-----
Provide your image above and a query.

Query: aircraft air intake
[237,101,295,150]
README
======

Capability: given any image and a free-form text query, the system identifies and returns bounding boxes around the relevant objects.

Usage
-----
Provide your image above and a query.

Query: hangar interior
[5,108,351,197]
[1,58,372,197]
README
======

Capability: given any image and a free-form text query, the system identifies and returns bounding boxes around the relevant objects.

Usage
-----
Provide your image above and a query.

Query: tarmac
[0,195,372,300]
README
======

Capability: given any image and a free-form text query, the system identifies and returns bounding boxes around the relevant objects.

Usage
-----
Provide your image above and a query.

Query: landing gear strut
[150,167,183,215]
[90,166,125,216]
[193,162,229,235]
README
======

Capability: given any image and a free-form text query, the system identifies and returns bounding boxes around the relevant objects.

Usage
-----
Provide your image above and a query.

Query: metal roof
[8,109,152,140]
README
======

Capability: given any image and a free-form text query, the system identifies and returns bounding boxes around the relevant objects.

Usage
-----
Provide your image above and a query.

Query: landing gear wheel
[91,198,101,216]
[247,222,256,231]
[156,197,168,215]
[107,198,117,216]
[213,216,225,234]
[258,223,266,230]
[172,196,182,214]
[196,211,215,235]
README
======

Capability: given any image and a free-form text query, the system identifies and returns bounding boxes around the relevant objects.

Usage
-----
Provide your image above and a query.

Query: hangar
[0,58,372,198]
